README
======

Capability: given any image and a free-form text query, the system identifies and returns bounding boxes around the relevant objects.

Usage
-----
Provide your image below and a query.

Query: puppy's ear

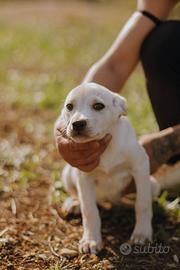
[112,94,127,116]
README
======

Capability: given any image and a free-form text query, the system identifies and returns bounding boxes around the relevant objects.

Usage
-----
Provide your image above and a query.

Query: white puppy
[55,83,161,254]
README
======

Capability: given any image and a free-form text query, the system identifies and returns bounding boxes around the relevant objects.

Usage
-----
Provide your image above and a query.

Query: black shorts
[140,20,180,130]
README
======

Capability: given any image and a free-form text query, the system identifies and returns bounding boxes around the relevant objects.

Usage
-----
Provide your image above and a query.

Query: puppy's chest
[93,163,132,204]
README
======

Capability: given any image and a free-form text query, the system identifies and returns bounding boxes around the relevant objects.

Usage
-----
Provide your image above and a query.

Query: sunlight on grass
[0,1,179,134]
[0,0,159,135]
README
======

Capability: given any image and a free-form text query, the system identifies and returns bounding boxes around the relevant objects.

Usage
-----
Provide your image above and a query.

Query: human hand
[55,126,112,172]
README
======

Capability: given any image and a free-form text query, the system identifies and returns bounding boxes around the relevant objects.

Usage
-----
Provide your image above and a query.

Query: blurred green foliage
[0,0,163,135]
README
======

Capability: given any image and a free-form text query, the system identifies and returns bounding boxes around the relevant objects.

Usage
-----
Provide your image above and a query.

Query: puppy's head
[58,83,127,143]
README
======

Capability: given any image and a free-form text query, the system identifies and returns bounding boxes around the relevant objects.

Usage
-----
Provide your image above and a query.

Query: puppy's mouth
[69,130,93,143]
[65,127,102,143]
[70,132,106,144]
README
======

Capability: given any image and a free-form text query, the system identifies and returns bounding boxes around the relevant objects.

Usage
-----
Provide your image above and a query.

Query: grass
[0,1,179,269]
[0,0,159,135]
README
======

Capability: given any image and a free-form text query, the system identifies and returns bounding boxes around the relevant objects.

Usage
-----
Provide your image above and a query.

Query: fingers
[98,134,112,154]
[77,159,100,173]
[72,152,101,166]
[59,141,98,160]
[55,127,112,173]
[70,141,99,152]
[69,134,112,172]
[68,133,111,155]
[68,134,112,164]
[55,127,67,146]
[55,127,111,154]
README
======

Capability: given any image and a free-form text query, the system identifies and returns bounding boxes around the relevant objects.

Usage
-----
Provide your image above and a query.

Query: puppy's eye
[93,103,105,111]
[66,103,73,111]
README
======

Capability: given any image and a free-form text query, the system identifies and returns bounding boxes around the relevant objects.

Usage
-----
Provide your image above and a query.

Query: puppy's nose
[72,120,87,132]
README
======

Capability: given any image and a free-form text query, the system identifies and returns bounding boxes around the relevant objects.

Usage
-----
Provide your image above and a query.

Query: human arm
[55,0,178,172]
[83,0,178,92]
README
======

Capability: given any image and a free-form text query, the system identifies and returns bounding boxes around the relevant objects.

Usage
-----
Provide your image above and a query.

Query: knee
[140,21,180,79]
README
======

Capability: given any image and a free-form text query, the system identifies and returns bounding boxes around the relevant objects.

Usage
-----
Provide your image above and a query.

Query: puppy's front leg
[129,146,153,244]
[77,173,102,254]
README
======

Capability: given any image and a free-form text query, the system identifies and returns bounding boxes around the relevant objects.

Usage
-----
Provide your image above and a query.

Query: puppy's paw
[130,226,152,245]
[79,237,103,254]
[61,197,81,215]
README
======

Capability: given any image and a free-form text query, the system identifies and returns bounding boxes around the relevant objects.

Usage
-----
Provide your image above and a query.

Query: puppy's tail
[151,161,180,199]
